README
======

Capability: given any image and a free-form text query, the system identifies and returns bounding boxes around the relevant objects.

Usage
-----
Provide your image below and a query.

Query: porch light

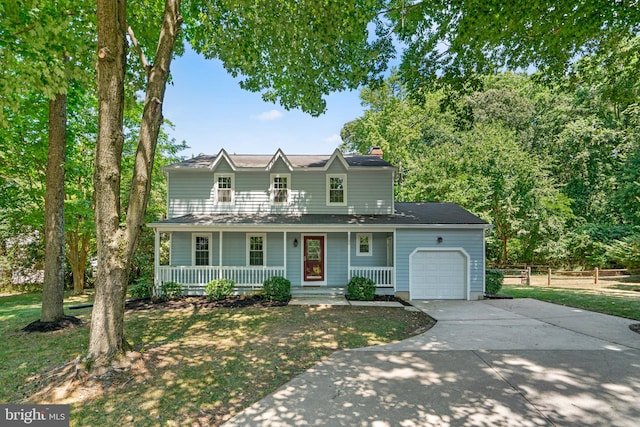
[437,237,443,244]
[293,238,298,247]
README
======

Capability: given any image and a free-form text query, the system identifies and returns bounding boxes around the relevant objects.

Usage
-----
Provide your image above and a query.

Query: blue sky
[163,48,367,158]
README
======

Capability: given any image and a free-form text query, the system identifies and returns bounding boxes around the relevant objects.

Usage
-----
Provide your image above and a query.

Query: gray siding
[285,232,302,286]
[327,233,349,286]
[350,232,391,267]
[167,162,394,217]
[395,229,485,294]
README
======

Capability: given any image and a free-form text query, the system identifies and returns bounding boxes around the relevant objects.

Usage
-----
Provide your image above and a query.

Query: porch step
[291,287,346,299]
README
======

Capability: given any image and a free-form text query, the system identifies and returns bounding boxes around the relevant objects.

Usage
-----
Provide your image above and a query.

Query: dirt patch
[630,324,640,335]
[22,316,83,333]
[125,295,288,312]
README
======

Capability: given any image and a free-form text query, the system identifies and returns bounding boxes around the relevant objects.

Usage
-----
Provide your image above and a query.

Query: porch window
[248,234,266,266]
[193,234,211,266]
[327,174,346,205]
[271,174,290,204]
[215,174,234,204]
[356,233,372,256]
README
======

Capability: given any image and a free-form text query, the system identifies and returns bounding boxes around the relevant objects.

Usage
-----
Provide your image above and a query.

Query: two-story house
[147,148,490,300]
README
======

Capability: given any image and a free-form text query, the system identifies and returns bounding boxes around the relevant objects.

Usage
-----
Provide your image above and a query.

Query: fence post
[594,267,599,285]
[547,267,552,287]
[527,266,531,286]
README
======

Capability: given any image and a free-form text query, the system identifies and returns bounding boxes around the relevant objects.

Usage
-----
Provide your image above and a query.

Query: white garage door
[410,250,466,299]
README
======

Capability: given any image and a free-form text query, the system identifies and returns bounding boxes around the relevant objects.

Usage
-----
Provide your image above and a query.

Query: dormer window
[215,173,234,204]
[271,174,290,204]
[327,174,346,206]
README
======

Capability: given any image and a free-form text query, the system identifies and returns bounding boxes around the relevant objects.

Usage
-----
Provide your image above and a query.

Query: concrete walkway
[223,298,640,427]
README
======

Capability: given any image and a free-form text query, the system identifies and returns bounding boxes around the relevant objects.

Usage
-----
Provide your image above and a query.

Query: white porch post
[154,229,160,293]
[347,231,351,281]
[283,231,287,278]
[219,231,223,279]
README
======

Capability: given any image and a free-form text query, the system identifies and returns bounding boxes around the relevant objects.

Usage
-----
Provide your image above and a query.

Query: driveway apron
[224,298,640,427]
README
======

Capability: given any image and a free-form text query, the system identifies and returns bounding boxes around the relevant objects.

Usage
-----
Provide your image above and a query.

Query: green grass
[0,293,432,426]
[501,285,640,321]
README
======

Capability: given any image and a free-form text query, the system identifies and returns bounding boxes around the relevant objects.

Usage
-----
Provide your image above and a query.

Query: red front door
[304,236,324,282]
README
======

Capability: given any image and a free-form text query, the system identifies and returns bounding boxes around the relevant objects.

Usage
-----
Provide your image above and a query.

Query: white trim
[219,231,223,267]
[270,173,291,205]
[356,233,373,256]
[246,233,267,267]
[148,223,490,232]
[266,149,294,171]
[283,231,287,278]
[192,233,213,266]
[325,148,350,171]
[209,148,237,171]
[347,231,351,272]
[482,229,487,295]
[301,233,327,286]
[408,247,470,300]
[214,173,235,205]
[326,174,347,206]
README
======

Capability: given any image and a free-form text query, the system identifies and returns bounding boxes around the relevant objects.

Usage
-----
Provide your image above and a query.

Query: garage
[410,249,467,299]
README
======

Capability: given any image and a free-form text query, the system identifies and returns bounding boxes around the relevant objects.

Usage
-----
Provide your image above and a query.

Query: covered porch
[150,222,395,295]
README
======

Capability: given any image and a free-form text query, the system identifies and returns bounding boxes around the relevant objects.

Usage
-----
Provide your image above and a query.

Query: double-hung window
[247,234,266,266]
[193,234,211,266]
[327,174,347,205]
[215,174,234,204]
[356,233,372,256]
[271,174,290,204]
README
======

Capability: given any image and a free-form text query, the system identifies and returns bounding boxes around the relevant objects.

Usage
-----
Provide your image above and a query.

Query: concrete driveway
[223,298,640,427]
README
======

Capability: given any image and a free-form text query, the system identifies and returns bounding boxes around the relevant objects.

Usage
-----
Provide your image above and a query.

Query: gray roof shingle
[149,202,489,228]
[167,153,392,169]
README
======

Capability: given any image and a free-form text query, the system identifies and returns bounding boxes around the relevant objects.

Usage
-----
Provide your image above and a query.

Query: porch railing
[157,266,285,290]
[349,267,394,288]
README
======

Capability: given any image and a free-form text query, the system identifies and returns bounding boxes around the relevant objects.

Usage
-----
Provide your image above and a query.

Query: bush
[262,276,291,301]
[160,281,184,300]
[347,276,376,301]
[129,281,152,298]
[205,278,235,300]
[485,269,504,295]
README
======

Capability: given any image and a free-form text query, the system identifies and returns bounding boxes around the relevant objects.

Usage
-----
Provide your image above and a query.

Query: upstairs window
[193,234,211,266]
[271,174,290,204]
[248,234,265,266]
[327,174,346,205]
[356,233,372,256]
[215,174,234,204]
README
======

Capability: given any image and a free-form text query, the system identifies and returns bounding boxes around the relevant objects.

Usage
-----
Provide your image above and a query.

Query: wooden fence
[501,267,633,287]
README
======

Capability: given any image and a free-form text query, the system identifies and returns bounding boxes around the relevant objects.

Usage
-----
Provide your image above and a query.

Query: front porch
[156,265,394,295]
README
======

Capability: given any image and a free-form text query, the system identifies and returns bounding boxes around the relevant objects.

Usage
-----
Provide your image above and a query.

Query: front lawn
[501,285,640,321]
[0,293,432,426]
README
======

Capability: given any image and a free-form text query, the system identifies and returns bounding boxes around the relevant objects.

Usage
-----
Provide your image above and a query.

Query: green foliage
[485,269,504,295]
[606,234,640,271]
[262,276,291,302]
[205,278,235,301]
[129,282,152,299]
[347,276,376,301]
[160,281,184,300]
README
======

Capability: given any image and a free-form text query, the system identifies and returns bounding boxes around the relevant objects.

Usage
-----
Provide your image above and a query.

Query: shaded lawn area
[501,285,640,321]
[0,293,433,426]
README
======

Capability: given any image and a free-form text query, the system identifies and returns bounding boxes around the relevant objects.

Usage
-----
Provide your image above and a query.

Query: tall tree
[89,0,391,364]
[1,0,95,323]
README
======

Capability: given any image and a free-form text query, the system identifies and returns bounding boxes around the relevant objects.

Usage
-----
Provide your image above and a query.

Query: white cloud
[324,134,342,145]
[255,109,284,121]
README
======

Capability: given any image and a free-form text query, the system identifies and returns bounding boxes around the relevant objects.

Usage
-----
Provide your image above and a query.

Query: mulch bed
[125,295,288,311]
[22,316,83,332]
[630,324,640,335]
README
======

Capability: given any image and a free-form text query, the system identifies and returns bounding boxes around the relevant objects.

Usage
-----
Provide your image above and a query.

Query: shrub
[485,269,504,295]
[160,281,184,300]
[129,281,152,298]
[347,276,376,301]
[262,276,291,301]
[205,278,235,300]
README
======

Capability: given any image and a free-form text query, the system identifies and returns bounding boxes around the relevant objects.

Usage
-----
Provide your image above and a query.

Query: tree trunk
[89,0,128,363]
[88,0,182,365]
[67,230,90,293]
[41,93,67,323]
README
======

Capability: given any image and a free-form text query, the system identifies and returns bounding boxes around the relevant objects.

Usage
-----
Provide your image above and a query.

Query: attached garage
[410,249,468,300]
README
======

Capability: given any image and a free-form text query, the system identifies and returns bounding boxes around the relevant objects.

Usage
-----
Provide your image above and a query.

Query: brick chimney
[369,146,383,158]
